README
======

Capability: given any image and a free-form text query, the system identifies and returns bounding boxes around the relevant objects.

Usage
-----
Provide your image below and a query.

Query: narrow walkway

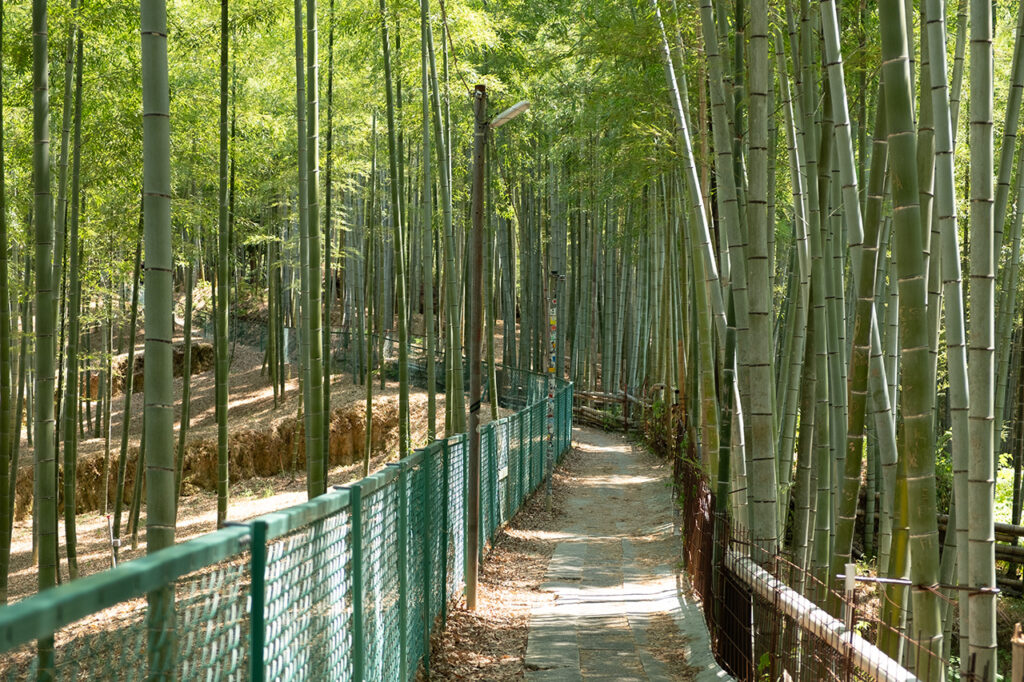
[525,427,729,681]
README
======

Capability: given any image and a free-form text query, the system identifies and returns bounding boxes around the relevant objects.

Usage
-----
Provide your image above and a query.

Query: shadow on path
[524,427,730,682]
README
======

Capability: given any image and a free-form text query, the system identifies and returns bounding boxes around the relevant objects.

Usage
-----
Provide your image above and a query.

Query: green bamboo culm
[379,0,410,459]
[293,0,324,498]
[0,0,12,606]
[878,0,945,673]
[711,292,736,627]
[141,0,177,674]
[32,0,57,668]
[364,117,376,478]
[967,0,998,671]
[61,32,85,581]
[424,7,464,435]
[421,0,436,440]
[744,0,779,560]
[322,0,335,482]
[923,0,972,653]
[215,0,230,527]
[306,0,326,486]
[50,0,79,367]
[175,255,194,510]
[112,238,141,555]
[830,80,887,613]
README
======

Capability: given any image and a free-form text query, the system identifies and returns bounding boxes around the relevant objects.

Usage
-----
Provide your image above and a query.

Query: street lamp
[466,85,530,611]
[490,100,531,130]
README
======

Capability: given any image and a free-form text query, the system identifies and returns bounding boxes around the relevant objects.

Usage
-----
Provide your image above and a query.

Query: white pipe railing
[725,550,920,682]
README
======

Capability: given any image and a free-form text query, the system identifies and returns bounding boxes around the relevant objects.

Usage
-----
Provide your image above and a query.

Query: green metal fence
[0,366,573,681]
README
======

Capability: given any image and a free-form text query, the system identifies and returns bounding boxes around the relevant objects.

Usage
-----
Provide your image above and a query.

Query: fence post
[534,405,541,489]
[518,411,525,508]
[387,462,408,682]
[527,408,535,492]
[249,520,267,682]
[347,481,365,681]
[501,423,510,521]
[843,562,856,640]
[488,426,498,538]
[441,440,450,626]
[568,385,574,451]
[559,389,566,458]
[421,449,432,678]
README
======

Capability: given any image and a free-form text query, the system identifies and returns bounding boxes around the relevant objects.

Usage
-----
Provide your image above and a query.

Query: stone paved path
[524,427,730,681]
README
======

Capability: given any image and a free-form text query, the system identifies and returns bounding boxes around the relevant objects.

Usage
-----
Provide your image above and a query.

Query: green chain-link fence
[0,365,573,681]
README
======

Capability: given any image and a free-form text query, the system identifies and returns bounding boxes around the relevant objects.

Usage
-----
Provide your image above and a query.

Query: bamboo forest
[2,0,1024,679]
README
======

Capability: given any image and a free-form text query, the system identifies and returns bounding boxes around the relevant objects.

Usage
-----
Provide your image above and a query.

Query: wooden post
[466,84,486,611]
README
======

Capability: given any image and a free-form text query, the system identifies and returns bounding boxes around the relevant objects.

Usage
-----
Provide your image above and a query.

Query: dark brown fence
[675,452,954,682]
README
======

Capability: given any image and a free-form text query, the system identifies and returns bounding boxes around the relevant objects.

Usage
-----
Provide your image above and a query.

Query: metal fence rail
[0,366,574,681]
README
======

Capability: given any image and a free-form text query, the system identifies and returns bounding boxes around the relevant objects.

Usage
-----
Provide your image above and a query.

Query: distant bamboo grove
[0,0,1018,678]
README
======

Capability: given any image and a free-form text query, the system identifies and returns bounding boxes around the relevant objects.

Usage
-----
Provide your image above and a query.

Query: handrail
[0,524,250,650]
[725,551,919,682]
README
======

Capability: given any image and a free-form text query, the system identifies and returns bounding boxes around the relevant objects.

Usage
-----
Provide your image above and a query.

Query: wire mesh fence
[0,364,573,681]
[676,453,957,682]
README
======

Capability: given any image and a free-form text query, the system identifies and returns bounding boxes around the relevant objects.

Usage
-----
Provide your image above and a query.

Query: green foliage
[995,452,1016,524]
[935,429,954,514]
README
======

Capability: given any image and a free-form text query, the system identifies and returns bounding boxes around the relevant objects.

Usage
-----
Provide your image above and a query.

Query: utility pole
[466,84,486,611]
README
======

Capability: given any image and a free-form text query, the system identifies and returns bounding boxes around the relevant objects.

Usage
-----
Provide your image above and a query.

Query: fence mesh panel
[361,481,401,681]
[426,445,446,626]
[0,546,251,681]
[404,460,426,675]
[175,553,252,680]
[0,366,573,682]
[264,509,353,680]
[446,435,468,603]
[480,423,493,544]
[508,413,522,511]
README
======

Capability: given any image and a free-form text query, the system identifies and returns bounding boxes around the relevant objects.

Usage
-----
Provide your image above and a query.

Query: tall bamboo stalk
[323,0,335,475]
[924,0,972,653]
[879,0,945,670]
[32,0,57,665]
[424,7,463,434]
[141,0,176,670]
[61,33,84,581]
[421,0,436,439]
[0,0,11,605]
[293,0,323,497]
[380,0,410,458]
[744,0,779,558]
[967,0,998,671]
[215,0,230,527]
[307,0,325,483]
[832,81,887,606]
